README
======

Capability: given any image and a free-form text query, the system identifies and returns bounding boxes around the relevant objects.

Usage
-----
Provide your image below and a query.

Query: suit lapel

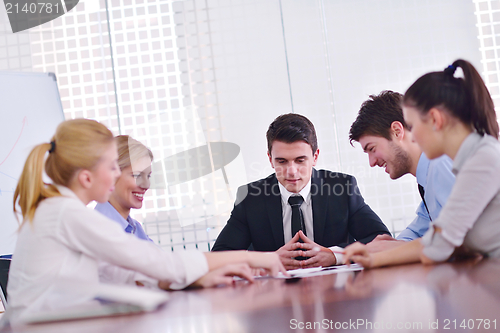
[266,175,285,248]
[311,169,328,245]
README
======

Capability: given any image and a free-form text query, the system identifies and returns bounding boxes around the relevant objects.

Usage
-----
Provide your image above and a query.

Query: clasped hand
[276,230,337,270]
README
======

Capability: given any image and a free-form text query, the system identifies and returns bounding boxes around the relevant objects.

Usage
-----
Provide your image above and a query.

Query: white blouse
[421,133,500,261]
[8,186,208,319]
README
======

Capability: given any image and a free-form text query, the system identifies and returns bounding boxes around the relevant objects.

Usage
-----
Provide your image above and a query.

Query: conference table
[2,258,500,333]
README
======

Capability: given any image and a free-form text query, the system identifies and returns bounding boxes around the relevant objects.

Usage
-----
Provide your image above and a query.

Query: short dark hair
[266,113,318,154]
[349,90,406,146]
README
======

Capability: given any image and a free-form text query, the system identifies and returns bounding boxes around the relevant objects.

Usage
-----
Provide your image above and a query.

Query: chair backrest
[0,258,11,305]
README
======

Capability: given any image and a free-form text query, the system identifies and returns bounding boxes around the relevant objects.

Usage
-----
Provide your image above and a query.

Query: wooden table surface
[3,258,500,333]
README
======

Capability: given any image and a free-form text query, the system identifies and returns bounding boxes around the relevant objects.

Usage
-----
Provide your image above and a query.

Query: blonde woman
[95,136,154,242]
[8,119,286,322]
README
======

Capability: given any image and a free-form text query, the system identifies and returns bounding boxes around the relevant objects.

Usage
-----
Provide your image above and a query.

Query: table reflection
[4,259,500,333]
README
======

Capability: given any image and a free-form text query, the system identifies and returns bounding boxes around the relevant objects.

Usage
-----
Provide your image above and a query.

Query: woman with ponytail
[344,59,500,268]
[8,119,286,322]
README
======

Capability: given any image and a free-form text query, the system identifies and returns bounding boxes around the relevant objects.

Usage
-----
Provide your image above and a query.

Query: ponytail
[13,119,114,224]
[453,59,499,139]
[13,143,61,223]
[403,59,499,139]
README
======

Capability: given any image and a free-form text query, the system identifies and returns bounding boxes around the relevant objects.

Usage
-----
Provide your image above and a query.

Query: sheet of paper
[16,281,170,324]
[245,264,364,280]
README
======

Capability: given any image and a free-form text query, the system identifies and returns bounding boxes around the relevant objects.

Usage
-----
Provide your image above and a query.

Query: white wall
[177,0,482,237]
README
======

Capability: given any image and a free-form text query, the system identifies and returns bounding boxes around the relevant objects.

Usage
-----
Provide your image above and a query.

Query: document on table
[13,282,170,324]
[246,264,363,280]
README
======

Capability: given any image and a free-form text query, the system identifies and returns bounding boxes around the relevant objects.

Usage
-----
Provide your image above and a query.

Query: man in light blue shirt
[349,91,455,251]
[397,154,453,240]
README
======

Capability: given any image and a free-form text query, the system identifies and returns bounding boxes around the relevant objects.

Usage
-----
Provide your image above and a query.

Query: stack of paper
[18,282,170,324]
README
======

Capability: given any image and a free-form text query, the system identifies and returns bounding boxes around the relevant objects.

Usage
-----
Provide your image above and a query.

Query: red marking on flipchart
[0,117,27,166]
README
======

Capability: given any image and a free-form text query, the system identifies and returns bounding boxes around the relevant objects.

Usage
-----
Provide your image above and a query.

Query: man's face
[268,140,319,193]
[358,135,411,180]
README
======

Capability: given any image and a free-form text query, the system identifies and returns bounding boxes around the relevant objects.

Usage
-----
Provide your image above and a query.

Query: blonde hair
[13,119,114,223]
[115,135,153,171]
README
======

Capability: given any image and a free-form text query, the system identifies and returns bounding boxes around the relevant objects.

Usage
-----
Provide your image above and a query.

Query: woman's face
[403,105,443,159]
[111,156,152,211]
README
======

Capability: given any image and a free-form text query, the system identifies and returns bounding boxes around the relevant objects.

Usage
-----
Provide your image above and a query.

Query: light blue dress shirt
[396,153,455,241]
[95,202,152,242]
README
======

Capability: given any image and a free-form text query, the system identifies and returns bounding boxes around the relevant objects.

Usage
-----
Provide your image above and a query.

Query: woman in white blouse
[8,119,286,321]
[344,59,500,268]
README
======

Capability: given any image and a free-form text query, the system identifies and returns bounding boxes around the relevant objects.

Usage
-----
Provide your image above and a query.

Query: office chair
[0,258,11,307]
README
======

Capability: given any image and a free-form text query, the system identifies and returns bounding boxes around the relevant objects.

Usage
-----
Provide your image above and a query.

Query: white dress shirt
[279,180,314,243]
[278,180,344,264]
[8,186,208,320]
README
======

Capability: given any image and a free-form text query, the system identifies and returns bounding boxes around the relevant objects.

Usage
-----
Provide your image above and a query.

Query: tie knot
[288,195,304,207]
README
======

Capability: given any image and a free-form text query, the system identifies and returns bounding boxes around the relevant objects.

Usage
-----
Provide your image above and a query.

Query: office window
[474,0,500,114]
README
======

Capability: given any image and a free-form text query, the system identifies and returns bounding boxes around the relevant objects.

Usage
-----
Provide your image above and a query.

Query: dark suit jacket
[212,169,390,251]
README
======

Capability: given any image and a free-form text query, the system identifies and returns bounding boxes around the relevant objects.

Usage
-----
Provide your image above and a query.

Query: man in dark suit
[212,113,390,269]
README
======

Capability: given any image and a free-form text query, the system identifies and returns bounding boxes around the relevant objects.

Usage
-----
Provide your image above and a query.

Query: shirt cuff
[328,246,344,265]
[420,225,455,262]
[168,251,209,290]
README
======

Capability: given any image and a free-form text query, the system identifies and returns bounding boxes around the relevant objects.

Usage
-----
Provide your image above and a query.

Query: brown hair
[349,90,406,145]
[13,119,114,223]
[266,113,318,154]
[115,135,153,171]
[403,59,499,139]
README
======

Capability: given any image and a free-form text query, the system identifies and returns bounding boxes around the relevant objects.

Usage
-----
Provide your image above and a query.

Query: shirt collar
[278,178,312,206]
[452,132,483,175]
[415,153,430,187]
[94,201,131,230]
